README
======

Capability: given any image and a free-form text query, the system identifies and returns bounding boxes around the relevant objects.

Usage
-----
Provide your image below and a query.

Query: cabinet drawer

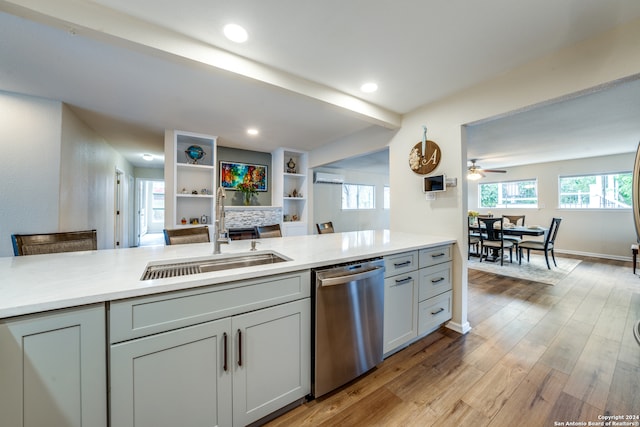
[419,245,452,268]
[384,251,418,278]
[418,262,452,301]
[110,270,310,343]
[418,291,452,336]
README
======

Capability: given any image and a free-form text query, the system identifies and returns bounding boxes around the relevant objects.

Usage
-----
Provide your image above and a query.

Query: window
[151,182,165,223]
[479,179,538,208]
[383,186,390,210]
[342,184,375,209]
[559,172,632,209]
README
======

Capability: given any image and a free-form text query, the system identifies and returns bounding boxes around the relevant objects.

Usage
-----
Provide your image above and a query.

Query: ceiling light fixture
[467,171,482,180]
[247,128,259,136]
[142,153,153,161]
[360,82,378,93]
[223,24,248,43]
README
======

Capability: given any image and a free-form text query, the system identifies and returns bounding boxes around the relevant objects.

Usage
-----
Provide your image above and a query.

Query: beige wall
[0,91,62,257]
[60,104,134,249]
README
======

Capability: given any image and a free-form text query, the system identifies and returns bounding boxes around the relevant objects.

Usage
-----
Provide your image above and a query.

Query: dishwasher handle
[319,266,384,287]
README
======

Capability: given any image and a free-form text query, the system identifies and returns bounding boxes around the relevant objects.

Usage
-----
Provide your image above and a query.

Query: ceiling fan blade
[480,169,507,173]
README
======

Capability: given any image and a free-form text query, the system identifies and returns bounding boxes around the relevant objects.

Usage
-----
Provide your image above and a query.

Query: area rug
[468,253,581,285]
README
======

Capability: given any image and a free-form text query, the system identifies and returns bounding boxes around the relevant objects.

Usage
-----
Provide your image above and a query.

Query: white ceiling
[1,0,640,169]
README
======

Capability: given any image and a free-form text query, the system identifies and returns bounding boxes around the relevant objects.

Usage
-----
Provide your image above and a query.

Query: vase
[244,193,251,206]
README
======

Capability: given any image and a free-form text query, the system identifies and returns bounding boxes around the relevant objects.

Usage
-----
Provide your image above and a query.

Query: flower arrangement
[236,182,257,205]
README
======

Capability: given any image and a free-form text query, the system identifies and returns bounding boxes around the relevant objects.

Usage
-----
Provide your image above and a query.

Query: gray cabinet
[383,250,419,354]
[0,304,107,427]
[110,271,310,427]
[383,245,453,356]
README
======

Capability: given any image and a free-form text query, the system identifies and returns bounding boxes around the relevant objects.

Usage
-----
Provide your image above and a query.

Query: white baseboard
[555,249,631,262]
[446,321,472,335]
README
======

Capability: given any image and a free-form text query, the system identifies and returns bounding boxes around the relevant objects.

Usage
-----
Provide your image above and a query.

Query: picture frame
[219,161,268,191]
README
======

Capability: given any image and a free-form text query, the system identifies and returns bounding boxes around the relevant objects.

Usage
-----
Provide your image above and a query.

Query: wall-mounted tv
[423,174,446,193]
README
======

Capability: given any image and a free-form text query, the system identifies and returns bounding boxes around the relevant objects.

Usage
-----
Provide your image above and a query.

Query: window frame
[341,183,376,210]
[558,171,632,210]
[478,178,539,209]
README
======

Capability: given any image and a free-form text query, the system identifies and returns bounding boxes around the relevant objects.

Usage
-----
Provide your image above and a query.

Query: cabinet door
[110,318,232,427]
[232,298,310,427]
[383,273,418,354]
[0,304,106,427]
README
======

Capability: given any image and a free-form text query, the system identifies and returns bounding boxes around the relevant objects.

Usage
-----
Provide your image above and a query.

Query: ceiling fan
[467,159,506,180]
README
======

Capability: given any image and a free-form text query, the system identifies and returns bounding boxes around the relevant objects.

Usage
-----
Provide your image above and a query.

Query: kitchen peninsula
[0,230,455,427]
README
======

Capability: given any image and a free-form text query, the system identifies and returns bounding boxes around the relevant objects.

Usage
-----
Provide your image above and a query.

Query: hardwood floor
[265,257,640,427]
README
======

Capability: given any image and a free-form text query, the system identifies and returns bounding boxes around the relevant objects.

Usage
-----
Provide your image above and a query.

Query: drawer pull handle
[393,260,411,268]
[431,253,446,258]
[431,277,445,283]
[395,276,413,285]
[431,307,445,315]
[237,329,243,367]
[223,332,228,371]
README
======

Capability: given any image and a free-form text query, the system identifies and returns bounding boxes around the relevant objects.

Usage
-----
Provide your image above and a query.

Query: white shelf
[165,130,217,231]
[272,148,309,236]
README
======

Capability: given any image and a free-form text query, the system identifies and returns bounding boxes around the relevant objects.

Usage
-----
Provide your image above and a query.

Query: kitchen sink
[141,251,290,280]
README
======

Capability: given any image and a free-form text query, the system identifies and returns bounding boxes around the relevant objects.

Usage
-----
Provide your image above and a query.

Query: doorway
[137,179,165,246]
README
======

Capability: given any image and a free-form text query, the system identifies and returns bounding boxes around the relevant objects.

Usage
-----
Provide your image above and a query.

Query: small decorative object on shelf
[181,188,188,194]
[185,145,206,164]
[192,190,198,195]
[181,217,187,225]
[287,158,297,173]
[236,182,257,206]
[200,188,211,195]
[201,214,208,224]
[190,218,199,225]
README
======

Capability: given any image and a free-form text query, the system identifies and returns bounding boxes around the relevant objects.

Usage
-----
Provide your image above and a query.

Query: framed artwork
[219,161,268,191]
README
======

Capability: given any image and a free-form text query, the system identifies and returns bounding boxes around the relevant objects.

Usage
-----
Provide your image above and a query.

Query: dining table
[470,222,548,262]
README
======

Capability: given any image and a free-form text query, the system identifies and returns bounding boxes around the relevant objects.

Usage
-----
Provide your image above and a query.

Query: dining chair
[467,216,480,259]
[163,226,210,245]
[502,214,526,259]
[11,230,97,256]
[518,217,562,269]
[255,224,282,238]
[478,217,513,266]
[316,221,334,234]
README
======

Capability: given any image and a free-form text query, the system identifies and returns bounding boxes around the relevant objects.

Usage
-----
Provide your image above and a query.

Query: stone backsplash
[225,206,282,228]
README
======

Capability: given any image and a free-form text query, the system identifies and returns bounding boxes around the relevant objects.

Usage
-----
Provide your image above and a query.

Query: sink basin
[142,251,290,280]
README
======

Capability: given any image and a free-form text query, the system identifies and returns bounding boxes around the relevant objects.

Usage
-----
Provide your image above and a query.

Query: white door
[110,318,232,427]
[232,299,310,427]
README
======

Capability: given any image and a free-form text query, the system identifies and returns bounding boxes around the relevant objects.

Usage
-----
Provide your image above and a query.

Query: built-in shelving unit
[164,130,217,235]
[272,148,308,236]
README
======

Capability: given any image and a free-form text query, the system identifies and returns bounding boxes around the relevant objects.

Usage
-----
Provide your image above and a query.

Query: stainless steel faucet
[214,186,230,254]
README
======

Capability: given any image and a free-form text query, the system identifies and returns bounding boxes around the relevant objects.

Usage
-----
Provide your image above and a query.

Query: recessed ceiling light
[360,82,378,93]
[224,23,248,43]
[142,153,153,161]
[247,128,259,136]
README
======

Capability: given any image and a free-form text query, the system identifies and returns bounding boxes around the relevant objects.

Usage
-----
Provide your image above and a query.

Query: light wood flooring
[266,256,640,426]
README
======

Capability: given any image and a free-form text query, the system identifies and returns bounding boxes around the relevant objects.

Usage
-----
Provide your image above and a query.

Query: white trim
[445,321,472,335]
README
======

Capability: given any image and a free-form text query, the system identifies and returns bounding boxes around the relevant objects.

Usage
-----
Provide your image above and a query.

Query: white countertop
[0,230,455,319]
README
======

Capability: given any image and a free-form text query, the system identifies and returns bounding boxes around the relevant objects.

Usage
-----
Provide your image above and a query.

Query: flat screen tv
[424,174,446,193]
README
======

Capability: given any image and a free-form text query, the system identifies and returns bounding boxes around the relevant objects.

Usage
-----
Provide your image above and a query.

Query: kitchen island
[0,230,455,427]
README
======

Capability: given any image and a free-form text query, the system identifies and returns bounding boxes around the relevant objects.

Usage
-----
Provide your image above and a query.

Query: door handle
[394,276,413,285]
[223,332,228,372]
[431,277,445,283]
[319,266,383,287]
[237,329,242,367]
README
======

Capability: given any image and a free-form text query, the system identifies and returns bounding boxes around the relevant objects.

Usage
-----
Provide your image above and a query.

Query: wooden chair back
[163,226,210,245]
[316,222,334,234]
[255,224,282,238]
[502,215,525,226]
[11,230,97,256]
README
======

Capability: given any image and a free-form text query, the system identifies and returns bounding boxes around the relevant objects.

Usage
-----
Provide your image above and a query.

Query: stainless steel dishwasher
[312,258,385,397]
